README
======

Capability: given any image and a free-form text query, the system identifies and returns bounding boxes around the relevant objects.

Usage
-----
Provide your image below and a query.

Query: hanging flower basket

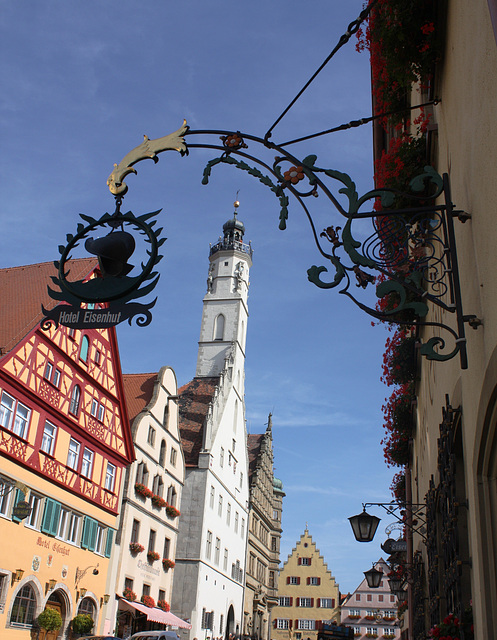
[157,599,171,612]
[165,504,181,518]
[129,542,145,554]
[162,558,176,570]
[123,587,137,602]
[135,483,154,498]
[147,550,160,562]
[151,494,167,508]
[141,594,155,608]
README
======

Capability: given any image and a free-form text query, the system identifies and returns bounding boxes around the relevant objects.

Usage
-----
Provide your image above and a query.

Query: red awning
[118,598,192,628]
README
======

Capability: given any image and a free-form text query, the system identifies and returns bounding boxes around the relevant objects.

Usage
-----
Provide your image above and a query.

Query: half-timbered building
[0,260,135,639]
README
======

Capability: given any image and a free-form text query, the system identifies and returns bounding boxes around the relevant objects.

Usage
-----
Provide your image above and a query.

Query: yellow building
[0,261,135,639]
[272,529,340,640]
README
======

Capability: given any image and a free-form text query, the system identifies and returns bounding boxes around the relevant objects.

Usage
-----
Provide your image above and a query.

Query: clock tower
[196,200,252,379]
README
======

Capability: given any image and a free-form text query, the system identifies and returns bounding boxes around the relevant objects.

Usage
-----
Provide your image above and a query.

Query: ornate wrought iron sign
[43,199,165,329]
[102,121,477,365]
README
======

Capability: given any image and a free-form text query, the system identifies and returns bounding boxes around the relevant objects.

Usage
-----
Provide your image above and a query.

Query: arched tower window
[214,314,225,341]
[80,335,90,363]
[69,385,81,415]
[159,440,166,466]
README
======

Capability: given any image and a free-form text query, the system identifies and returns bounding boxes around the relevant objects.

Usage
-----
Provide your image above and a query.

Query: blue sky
[1,1,396,594]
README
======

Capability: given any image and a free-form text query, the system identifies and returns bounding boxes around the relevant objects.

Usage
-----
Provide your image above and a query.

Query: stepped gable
[123,372,157,426]
[178,376,219,466]
[247,433,264,479]
[0,258,96,355]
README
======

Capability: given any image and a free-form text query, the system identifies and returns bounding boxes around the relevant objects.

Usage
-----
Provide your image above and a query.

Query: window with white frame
[94,524,105,554]
[218,494,223,517]
[223,548,228,571]
[214,537,221,565]
[298,620,315,630]
[349,609,361,617]
[147,426,156,446]
[0,392,30,438]
[170,448,177,466]
[210,485,215,508]
[81,448,94,478]
[206,531,212,559]
[277,619,290,630]
[220,447,224,467]
[300,557,311,565]
[67,438,80,470]
[298,598,313,608]
[234,511,239,533]
[57,509,81,544]
[227,502,231,525]
[279,596,292,607]
[26,493,42,529]
[41,421,57,455]
[319,598,334,608]
[366,628,377,637]
[241,517,245,537]
[104,462,116,491]
[69,385,81,415]
[0,478,11,516]
[289,576,299,585]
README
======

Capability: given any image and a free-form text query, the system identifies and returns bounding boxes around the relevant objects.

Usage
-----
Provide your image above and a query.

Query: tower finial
[234,190,240,213]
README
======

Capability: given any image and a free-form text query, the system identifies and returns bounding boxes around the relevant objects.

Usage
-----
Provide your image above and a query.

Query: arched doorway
[45,590,66,640]
[77,596,97,634]
[225,605,235,639]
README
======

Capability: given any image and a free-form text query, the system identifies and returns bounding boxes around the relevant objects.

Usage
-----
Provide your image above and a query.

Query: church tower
[196,200,252,378]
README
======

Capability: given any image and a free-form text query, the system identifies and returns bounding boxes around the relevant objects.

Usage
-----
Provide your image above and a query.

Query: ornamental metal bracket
[103,121,477,367]
[362,501,427,542]
[102,121,474,369]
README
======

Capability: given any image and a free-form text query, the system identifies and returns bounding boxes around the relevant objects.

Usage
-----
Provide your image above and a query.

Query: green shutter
[40,499,61,536]
[11,489,24,523]
[81,517,98,551]
[104,528,114,558]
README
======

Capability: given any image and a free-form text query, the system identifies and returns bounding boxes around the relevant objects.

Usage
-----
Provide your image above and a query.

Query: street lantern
[388,577,403,593]
[349,508,381,542]
[364,565,383,588]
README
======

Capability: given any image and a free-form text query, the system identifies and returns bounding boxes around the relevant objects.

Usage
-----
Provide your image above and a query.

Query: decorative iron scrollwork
[101,122,477,364]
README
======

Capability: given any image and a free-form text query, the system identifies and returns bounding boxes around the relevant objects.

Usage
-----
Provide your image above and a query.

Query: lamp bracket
[363,501,427,542]
[106,124,472,367]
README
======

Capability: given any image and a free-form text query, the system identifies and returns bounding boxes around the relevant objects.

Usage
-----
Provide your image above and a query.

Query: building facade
[272,529,340,640]
[109,366,185,637]
[172,208,252,640]
[366,1,497,638]
[243,415,285,640]
[0,260,135,639]
[341,560,399,640]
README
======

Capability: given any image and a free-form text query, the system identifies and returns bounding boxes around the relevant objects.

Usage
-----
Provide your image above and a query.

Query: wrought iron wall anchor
[103,121,478,366]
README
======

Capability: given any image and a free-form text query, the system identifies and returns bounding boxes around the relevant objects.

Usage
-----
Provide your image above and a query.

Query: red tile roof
[0,259,95,355]
[178,377,219,467]
[247,433,264,480]
[123,372,158,427]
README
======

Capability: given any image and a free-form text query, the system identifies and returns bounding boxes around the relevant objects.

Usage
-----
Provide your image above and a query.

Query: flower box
[152,494,167,508]
[123,587,137,602]
[157,599,171,612]
[348,615,361,620]
[141,595,155,608]
[162,558,176,570]
[147,551,160,562]
[135,483,154,498]
[364,616,376,621]
[129,542,144,554]
[165,504,181,518]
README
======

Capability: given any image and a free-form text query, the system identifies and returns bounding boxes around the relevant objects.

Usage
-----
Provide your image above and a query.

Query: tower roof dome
[223,214,245,235]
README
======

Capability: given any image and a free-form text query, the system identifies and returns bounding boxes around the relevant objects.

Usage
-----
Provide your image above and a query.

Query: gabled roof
[247,433,264,480]
[123,372,158,426]
[178,376,219,467]
[0,258,95,355]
